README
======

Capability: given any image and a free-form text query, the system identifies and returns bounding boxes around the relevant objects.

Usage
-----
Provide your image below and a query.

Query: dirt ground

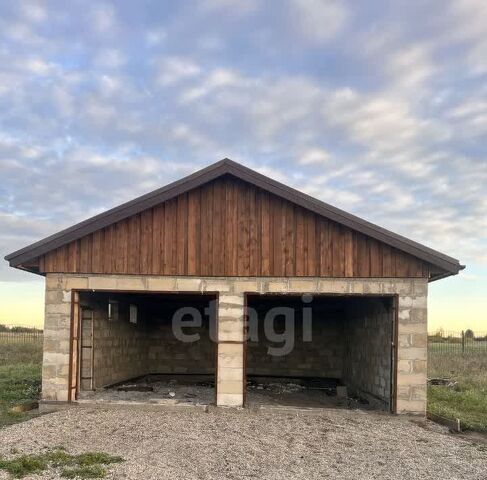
[0,407,485,480]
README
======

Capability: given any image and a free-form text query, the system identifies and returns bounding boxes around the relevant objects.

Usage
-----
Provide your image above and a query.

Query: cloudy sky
[0,0,486,332]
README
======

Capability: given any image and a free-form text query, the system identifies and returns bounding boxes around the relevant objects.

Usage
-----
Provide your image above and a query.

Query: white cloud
[20,1,47,23]
[287,0,348,43]
[200,0,259,16]
[156,57,201,86]
[90,3,117,33]
[93,49,126,69]
[298,148,331,165]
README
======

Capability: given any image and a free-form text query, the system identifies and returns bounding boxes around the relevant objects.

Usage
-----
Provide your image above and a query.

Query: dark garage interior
[245,295,395,411]
[77,291,217,405]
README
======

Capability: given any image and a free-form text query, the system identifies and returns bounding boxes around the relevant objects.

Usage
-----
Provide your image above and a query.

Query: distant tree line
[428,328,487,343]
[0,324,43,333]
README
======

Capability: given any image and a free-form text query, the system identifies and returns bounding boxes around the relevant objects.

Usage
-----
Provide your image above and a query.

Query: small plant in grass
[0,448,123,479]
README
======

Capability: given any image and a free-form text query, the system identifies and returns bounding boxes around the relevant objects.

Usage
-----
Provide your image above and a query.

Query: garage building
[4,159,464,414]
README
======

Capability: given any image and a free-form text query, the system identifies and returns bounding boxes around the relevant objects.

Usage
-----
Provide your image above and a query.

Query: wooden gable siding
[38,176,430,278]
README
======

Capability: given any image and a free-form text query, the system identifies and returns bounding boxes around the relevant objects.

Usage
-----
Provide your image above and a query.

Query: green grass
[0,448,123,479]
[428,351,487,432]
[0,341,42,428]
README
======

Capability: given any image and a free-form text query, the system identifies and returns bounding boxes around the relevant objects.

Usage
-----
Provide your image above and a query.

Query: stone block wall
[43,274,428,414]
[343,298,393,408]
[80,294,151,388]
[246,313,344,378]
[147,318,215,375]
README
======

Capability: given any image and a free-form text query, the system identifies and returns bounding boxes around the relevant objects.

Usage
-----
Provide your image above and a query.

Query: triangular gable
[5,159,463,280]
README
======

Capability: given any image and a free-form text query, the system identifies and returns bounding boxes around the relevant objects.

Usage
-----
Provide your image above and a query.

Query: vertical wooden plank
[249,185,261,276]
[272,196,284,276]
[163,199,177,275]
[188,188,201,275]
[79,235,92,273]
[127,214,141,274]
[91,230,103,273]
[237,182,250,276]
[370,239,382,277]
[68,241,78,273]
[284,201,295,276]
[210,183,223,275]
[55,246,67,272]
[224,179,237,276]
[331,223,345,277]
[394,250,409,277]
[102,227,111,273]
[260,190,270,276]
[115,221,128,273]
[200,184,214,276]
[177,193,188,275]
[319,219,332,276]
[344,228,354,277]
[38,255,45,273]
[140,209,153,274]
[356,233,370,277]
[382,244,393,277]
[411,258,424,277]
[305,212,316,276]
[152,204,164,275]
[295,207,306,276]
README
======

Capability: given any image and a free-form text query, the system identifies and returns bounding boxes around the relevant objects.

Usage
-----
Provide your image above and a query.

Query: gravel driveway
[0,407,485,479]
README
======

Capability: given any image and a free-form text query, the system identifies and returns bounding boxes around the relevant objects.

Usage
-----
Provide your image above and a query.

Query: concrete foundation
[43,274,428,414]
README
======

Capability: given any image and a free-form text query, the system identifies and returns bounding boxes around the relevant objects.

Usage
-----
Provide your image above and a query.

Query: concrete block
[217,380,244,395]
[203,280,231,292]
[397,373,427,386]
[45,303,71,315]
[62,276,89,290]
[266,281,288,293]
[412,359,427,373]
[413,281,428,296]
[218,295,245,307]
[218,367,244,382]
[218,343,244,368]
[399,322,427,334]
[399,296,413,308]
[288,279,318,293]
[232,281,260,293]
[413,296,427,309]
[411,333,427,348]
[216,393,243,407]
[116,277,146,290]
[147,277,176,291]
[397,347,427,361]
[176,278,202,291]
[396,399,426,415]
[89,276,118,290]
[45,290,63,304]
[218,306,244,318]
[397,360,412,373]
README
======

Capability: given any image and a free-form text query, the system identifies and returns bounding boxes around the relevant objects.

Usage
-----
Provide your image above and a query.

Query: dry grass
[0,341,42,428]
[428,351,487,432]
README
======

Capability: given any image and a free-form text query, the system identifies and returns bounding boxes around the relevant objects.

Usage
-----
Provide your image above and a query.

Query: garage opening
[245,294,395,411]
[76,291,217,406]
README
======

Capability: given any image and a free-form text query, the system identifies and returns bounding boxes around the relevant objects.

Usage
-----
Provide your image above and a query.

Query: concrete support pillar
[216,293,245,407]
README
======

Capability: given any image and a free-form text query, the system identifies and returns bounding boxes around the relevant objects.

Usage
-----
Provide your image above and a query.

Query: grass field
[428,351,487,432]
[1,336,486,434]
[0,340,42,428]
